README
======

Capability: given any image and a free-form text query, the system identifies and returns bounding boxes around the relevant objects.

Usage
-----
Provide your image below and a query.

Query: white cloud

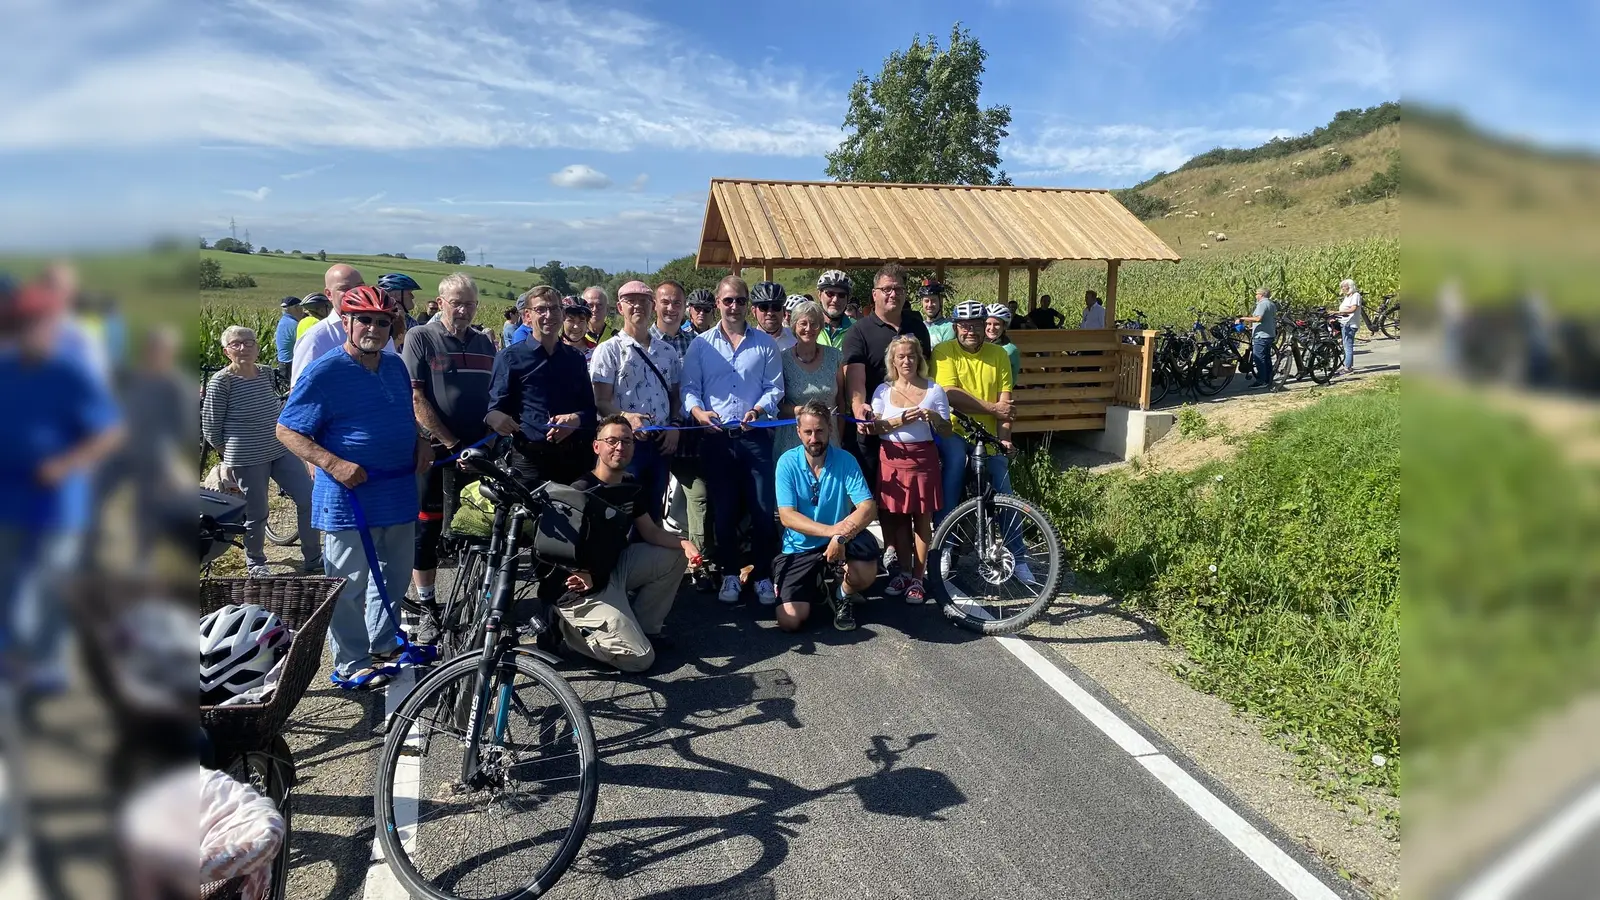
[225,186,271,201]
[280,163,333,180]
[549,165,613,190]
[1006,123,1289,182]
[0,0,841,156]
[1079,0,1200,36]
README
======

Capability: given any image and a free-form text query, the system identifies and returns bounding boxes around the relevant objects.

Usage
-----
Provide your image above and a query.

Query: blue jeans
[1342,321,1358,371]
[0,526,81,687]
[323,524,414,677]
[700,429,777,580]
[933,432,1013,526]
[1251,335,1274,385]
[234,453,317,567]
[627,436,672,523]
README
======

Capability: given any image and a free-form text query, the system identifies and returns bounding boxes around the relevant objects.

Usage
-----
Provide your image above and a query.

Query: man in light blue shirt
[681,275,785,605]
[1238,286,1279,389]
[274,295,303,379]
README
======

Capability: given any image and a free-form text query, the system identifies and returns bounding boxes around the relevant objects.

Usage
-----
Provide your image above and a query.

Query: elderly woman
[1334,278,1363,375]
[986,304,1022,383]
[870,335,951,603]
[774,299,844,461]
[201,325,318,576]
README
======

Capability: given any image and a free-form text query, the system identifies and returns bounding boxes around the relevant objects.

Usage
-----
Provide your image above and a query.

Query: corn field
[197,304,282,370]
[952,236,1399,327]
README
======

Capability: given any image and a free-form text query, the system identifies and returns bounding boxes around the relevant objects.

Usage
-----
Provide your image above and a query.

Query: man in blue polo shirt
[773,401,879,632]
[273,295,304,381]
[0,276,123,692]
[277,285,431,690]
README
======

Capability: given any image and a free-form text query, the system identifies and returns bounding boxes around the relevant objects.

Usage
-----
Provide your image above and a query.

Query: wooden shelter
[695,179,1179,431]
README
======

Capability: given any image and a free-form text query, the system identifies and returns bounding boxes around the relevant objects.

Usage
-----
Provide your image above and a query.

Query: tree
[198,258,224,289]
[538,261,572,295]
[214,237,251,254]
[437,245,467,265]
[317,250,327,261]
[258,245,271,254]
[199,237,209,249]
[652,254,727,293]
[825,24,1011,186]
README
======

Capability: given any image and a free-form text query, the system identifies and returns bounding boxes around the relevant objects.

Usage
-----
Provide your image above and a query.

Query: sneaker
[691,567,716,593]
[755,579,777,606]
[882,544,899,573]
[247,564,272,578]
[718,575,742,604]
[1014,561,1037,585]
[302,560,325,576]
[883,573,909,598]
[829,592,857,631]
[411,607,442,646]
[904,578,927,604]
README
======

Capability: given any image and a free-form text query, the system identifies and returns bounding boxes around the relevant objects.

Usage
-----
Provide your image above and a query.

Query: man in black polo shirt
[402,273,497,641]
[486,285,598,486]
[841,262,931,490]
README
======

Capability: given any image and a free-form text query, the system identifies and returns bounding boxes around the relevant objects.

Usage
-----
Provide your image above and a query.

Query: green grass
[199,249,543,310]
[1015,377,1401,800]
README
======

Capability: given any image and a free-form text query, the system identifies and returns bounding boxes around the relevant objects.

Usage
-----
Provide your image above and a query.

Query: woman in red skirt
[870,336,953,603]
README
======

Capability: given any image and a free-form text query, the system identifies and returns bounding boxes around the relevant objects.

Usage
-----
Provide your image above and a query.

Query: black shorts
[771,531,880,607]
[415,449,456,570]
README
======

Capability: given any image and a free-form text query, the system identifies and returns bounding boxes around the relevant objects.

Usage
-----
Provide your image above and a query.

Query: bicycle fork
[461,508,527,788]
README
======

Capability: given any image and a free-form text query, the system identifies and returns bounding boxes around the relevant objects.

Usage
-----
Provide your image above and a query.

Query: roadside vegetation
[1014,377,1401,801]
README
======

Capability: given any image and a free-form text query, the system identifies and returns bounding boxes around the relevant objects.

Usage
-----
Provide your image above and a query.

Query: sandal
[331,666,394,691]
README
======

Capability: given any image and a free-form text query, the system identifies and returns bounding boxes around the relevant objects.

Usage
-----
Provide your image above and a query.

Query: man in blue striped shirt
[681,275,785,605]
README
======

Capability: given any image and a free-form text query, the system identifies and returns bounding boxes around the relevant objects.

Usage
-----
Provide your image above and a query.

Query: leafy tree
[538,261,572,295]
[437,244,467,265]
[258,245,272,254]
[214,237,251,254]
[652,254,727,293]
[524,266,540,274]
[1178,102,1400,172]
[199,237,209,249]
[1112,189,1173,221]
[317,250,327,261]
[198,258,224,289]
[826,24,1011,186]
[394,252,407,259]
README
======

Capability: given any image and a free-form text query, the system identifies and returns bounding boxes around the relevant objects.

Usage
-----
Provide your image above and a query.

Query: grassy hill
[199,250,543,312]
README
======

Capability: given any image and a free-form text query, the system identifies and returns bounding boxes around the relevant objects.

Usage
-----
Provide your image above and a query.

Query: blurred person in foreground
[277,286,431,690]
[203,325,318,576]
[0,275,123,692]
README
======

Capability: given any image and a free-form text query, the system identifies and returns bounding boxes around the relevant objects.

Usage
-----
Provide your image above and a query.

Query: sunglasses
[752,302,783,312]
[822,290,848,299]
[353,315,393,328]
[720,297,749,306]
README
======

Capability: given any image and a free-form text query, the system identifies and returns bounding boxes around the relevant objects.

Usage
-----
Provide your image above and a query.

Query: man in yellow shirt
[931,300,1015,526]
[294,292,332,342]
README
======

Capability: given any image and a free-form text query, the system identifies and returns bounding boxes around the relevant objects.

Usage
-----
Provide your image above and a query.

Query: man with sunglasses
[551,415,700,672]
[773,400,879,632]
[685,289,718,334]
[290,264,393,389]
[486,285,598,487]
[751,281,796,351]
[278,285,433,690]
[400,273,494,644]
[815,270,855,349]
[681,275,785,605]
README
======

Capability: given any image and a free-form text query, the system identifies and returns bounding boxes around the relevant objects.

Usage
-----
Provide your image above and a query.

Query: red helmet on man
[338,284,398,317]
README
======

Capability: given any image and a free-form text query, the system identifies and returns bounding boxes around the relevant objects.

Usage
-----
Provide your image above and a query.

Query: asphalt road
[1150,333,1402,409]
[276,565,1362,900]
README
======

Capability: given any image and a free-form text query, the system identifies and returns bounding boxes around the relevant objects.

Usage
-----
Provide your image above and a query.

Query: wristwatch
[831,533,847,544]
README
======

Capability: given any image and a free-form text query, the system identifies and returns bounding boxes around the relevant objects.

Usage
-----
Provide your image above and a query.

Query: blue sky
[1,0,1592,270]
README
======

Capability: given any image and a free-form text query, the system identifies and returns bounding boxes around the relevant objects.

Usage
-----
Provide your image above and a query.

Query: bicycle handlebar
[949,410,1005,448]
[456,441,543,512]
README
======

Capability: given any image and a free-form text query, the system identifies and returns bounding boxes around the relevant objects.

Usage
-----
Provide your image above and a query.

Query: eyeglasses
[597,436,635,448]
[225,339,257,349]
[530,305,561,316]
[873,285,904,295]
[720,296,749,306]
[353,315,393,328]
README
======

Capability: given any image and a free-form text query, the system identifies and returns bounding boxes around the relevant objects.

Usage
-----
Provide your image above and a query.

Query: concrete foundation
[1075,405,1175,461]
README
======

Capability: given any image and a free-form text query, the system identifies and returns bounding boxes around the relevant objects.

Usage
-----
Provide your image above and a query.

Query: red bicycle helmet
[338,284,398,317]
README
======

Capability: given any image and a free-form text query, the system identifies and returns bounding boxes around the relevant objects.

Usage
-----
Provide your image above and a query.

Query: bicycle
[927,411,1065,634]
[375,442,597,900]
[1353,293,1400,341]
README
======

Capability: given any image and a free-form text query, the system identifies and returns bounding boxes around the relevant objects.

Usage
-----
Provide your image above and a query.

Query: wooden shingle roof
[696,179,1180,268]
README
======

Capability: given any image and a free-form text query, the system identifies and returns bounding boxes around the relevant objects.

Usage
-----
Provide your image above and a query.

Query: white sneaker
[755,579,777,606]
[1014,561,1037,585]
[718,575,742,604]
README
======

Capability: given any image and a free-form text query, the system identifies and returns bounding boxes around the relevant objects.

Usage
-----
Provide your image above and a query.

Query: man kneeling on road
[554,415,700,672]
[773,401,879,632]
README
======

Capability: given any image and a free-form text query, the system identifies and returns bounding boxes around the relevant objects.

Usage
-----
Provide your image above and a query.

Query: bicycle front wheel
[375,652,597,900]
[264,488,299,546]
[1379,308,1400,339]
[1307,341,1340,384]
[1194,351,1233,396]
[929,494,1064,635]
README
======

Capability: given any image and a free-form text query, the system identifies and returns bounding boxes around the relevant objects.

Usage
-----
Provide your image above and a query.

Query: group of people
[207,261,1038,687]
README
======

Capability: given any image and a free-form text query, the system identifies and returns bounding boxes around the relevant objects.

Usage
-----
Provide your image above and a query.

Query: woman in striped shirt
[202,325,318,576]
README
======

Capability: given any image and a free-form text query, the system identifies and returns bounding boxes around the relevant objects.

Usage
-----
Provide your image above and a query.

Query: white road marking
[995,634,1343,900]
[1454,779,1600,900]
[362,667,419,900]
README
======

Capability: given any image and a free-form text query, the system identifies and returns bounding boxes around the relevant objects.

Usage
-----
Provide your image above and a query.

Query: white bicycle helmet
[200,603,291,706]
[817,270,852,294]
[986,303,1012,322]
[952,300,987,322]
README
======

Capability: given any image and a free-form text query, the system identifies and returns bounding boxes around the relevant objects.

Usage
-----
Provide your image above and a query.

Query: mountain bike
[1150,324,1197,406]
[927,412,1064,634]
[1353,293,1400,341]
[374,442,597,900]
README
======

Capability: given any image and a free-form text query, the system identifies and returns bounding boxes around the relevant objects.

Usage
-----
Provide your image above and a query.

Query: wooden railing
[1006,329,1119,433]
[1114,329,1157,411]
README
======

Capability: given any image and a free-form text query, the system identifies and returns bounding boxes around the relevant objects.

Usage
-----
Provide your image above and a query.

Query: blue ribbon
[330,470,437,688]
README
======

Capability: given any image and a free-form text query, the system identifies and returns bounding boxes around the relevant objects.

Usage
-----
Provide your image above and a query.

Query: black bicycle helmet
[751,281,786,307]
[918,278,946,298]
[686,289,715,309]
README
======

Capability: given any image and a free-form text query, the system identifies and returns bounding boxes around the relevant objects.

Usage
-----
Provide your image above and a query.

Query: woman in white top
[1335,278,1363,375]
[870,335,952,604]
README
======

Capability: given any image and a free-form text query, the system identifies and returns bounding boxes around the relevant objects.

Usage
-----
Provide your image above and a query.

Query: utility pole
[229,217,237,241]
[478,248,485,266]
[244,228,251,248]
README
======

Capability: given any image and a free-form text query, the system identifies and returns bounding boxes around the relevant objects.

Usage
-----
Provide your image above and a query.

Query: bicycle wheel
[375,652,598,900]
[1150,362,1171,406]
[223,736,295,900]
[1379,307,1400,339]
[1307,341,1340,384]
[929,494,1064,635]
[263,487,299,546]
[1193,351,1233,396]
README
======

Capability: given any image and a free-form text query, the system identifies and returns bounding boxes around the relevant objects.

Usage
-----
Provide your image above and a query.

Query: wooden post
[1139,331,1154,410]
[762,264,774,281]
[1105,259,1121,325]
[935,263,946,283]
[1027,264,1039,313]
[997,264,1010,309]
[730,262,742,277]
